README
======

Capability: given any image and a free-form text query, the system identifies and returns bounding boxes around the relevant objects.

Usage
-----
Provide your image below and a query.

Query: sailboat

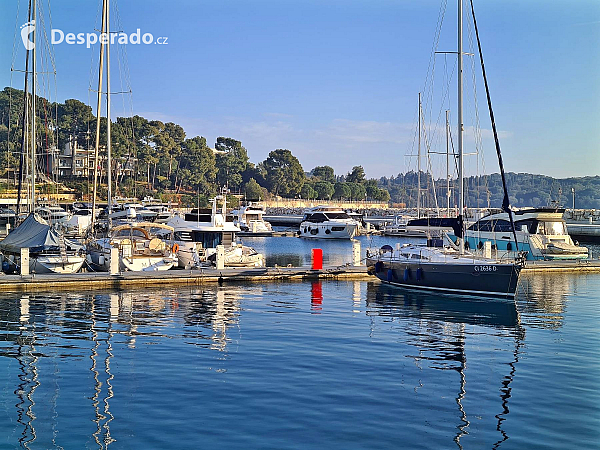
[0,0,85,274]
[84,0,177,272]
[367,0,522,298]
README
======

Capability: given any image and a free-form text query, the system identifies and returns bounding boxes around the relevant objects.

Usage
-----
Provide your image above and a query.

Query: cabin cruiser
[167,195,264,269]
[366,243,522,298]
[86,222,178,272]
[231,203,272,233]
[459,208,588,261]
[35,205,71,225]
[109,203,158,222]
[299,206,358,239]
[0,213,85,274]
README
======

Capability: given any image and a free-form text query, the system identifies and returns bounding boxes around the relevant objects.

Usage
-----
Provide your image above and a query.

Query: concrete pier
[0,265,371,293]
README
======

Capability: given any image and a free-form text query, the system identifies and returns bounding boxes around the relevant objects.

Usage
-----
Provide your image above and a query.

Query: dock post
[20,248,29,276]
[216,245,225,270]
[352,240,361,266]
[110,247,119,274]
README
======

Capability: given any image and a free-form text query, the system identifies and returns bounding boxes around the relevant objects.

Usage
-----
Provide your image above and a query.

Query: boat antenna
[468,0,519,252]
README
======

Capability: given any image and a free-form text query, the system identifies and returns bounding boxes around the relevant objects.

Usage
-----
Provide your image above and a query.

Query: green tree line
[0,87,390,203]
[380,171,600,209]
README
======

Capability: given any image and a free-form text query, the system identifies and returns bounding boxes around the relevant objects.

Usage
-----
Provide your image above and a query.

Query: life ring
[172,243,180,253]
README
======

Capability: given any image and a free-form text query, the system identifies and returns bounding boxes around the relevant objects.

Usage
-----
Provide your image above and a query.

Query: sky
[1,0,599,180]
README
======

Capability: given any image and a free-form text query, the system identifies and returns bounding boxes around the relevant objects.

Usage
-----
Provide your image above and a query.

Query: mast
[417,92,421,219]
[106,0,113,228]
[91,0,108,226]
[457,0,465,254]
[446,109,450,216]
[17,0,33,216]
[30,0,37,212]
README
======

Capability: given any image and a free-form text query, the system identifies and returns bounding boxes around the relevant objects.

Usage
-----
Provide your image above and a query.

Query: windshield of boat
[325,212,350,220]
[537,221,567,235]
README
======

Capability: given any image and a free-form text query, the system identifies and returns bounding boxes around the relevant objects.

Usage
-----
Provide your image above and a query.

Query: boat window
[541,221,566,235]
[306,213,328,223]
[325,212,350,220]
[191,231,223,248]
[174,231,193,242]
[331,226,345,231]
[401,253,411,259]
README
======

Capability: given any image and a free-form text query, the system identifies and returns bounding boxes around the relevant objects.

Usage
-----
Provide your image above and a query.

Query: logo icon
[21,21,35,50]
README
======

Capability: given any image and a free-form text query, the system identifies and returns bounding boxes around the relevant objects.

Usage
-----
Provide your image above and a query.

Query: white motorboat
[460,208,588,261]
[86,222,178,272]
[299,206,358,239]
[167,194,264,269]
[231,203,272,233]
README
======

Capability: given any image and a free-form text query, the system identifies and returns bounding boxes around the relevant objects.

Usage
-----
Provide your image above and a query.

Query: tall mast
[446,109,450,216]
[91,0,108,226]
[457,0,465,254]
[30,0,37,212]
[17,0,33,216]
[106,0,113,228]
[417,92,421,219]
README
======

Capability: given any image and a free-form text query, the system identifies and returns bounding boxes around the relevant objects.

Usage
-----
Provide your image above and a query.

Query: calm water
[1,239,599,448]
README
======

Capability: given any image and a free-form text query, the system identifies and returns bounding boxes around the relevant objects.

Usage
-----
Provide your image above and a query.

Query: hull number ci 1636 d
[474,265,498,272]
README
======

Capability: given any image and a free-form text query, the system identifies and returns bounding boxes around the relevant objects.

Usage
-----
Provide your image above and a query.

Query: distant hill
[379,171,600,209]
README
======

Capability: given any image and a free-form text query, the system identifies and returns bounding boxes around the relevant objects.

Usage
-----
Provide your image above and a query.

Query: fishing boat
[86,222,178,272]
[299,206,358,239]
[462,207,588,260]
[167,194,264,269]
[367,0,522,297]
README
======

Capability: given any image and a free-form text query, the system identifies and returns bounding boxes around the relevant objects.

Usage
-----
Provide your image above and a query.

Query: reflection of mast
[493,326,525,449]
[90,293,116,448]
[15,296,39,449]
[453,325,469,450]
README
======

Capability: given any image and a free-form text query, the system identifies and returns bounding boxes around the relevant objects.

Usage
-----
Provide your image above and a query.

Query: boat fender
[387,269,394,282]
[403,268,411,281]
[172,243,180,253]
[374,261,383,273]
[98,255,105,266]
[416,267,423,281]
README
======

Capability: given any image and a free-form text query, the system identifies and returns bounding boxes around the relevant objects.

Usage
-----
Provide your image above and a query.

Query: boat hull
[299,222,358,239]
[31,255,86,274]
[367,257,521,298]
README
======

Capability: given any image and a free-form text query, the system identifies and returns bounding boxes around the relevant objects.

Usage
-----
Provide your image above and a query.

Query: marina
[0,0,598,447]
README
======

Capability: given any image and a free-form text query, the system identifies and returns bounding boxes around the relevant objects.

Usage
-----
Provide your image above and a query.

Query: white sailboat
[1,0,84,274]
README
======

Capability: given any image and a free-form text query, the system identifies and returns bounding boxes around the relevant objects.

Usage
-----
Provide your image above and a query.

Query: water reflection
[366,282,524,449]
[0,287,244,448]
[518,272,577,329]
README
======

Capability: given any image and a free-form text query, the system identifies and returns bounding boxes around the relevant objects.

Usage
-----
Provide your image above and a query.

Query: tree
[314,181,334,199]
[346,165,366,184]
[301,182,316,200]
[244,177,263,200]
[215,137,249,190]
[333,182,351,200]
[262,149,305,197]
[346,182,366,200]
[311,165,335,184]
[178,136,217,195]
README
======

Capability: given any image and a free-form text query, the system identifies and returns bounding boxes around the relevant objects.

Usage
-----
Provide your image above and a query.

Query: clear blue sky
[1,0,599,180]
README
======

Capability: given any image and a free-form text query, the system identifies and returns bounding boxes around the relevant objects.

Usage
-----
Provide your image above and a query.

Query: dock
[522,259,600,273]
[0,265,371,293]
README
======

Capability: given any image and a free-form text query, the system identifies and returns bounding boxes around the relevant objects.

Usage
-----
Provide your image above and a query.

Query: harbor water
[0,237,599,448]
